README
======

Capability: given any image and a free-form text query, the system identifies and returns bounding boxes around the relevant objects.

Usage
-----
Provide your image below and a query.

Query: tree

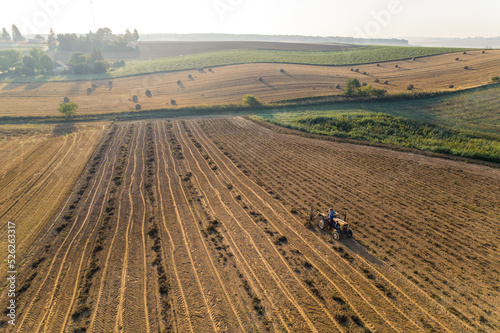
[68,52,89,74]
[11,24,25,42]
[133,28,139,41]
[0,56,10,72]
[0,49,22,69]
[58,102,78,118]
[243,95,262,107]
[29,48,45,71]
[344,78,361,97]
[21,55,36,75]
[96,27,112,40]
[40,54,54,74]
[34,34,45,41]
[124,29,133,43]
[91,46,103,62]
[48,28,57,50]
[1,27,10,41]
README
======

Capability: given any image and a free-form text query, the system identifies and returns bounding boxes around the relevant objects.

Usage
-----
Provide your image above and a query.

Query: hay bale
[86,87,92,95]
[132,95,138,103]
[464,66,469,70]
[354,69,359,72]
[412,57,417,61]
[258,76,263,82]
[208,68,213,72]
[395,65,399,68]
[463,51,467,55]
[280,68,285,73]
[177,79,182,85]
[91,83,97,91]
[455,57,459,61]
[384,80,389,85]
[350,68,354,71]
[362,82,367,87]
[135,104,141,111]
[376,64,380,67]
[145,89,152,97]
[335,84,340,89]
[63,96,70,103]
[362,72,367,75]
[108,81,113,89]
[449,84,454,88]
[482,50,486,54]
[407,84,414,90]
[374,79,380,83]
[188,74,193,80]
[170,99,177,106]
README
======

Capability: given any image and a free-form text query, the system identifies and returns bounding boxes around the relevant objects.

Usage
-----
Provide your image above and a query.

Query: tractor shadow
[341,238,383,265]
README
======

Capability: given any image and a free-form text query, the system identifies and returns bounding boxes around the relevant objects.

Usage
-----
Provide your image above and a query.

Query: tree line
[0,27,140,76]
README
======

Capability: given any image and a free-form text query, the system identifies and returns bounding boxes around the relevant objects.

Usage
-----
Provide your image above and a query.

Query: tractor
[310,207,353,240]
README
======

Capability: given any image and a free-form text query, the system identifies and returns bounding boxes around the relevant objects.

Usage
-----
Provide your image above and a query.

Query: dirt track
[1,50,499,117]
[4,117,498,332]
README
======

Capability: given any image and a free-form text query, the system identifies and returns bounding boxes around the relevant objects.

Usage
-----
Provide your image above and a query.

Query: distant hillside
[409,37,500,48]
[138,33,409,46]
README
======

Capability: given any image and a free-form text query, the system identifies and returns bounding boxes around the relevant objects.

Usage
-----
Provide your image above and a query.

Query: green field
[254,85,500,162]
[1,46,466,83]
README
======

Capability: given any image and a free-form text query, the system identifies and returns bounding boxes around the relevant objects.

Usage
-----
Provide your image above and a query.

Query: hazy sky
[2,0,499,38]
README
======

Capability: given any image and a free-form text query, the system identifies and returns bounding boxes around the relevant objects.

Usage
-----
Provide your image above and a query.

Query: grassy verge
[254,110,500,163]
[0,46,467,83]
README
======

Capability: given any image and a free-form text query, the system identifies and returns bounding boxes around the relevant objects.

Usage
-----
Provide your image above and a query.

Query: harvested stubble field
[0,122,107,285]
[1,50,499,117]
[4,117,499,332]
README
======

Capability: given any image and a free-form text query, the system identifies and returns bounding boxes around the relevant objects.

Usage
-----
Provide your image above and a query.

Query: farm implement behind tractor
[311,207,353,241]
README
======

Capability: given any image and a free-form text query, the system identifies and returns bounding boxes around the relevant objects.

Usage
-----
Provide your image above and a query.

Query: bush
[464,66,469,70]
[407,84,414,91]
[58,102,78,117]
[374,79,380,83]
[63,96,70,103]
[335,84,340,89]
[243,95,261,107]
[92,83,97,91]
[170,99,177,105]
[449,84,454,88]
[135,104,141,111]
[86,87,92,95]
[93,60,109,74]
[112,60,125,68]
[132,95,138,103]
[492,76,500,82]
[145,89,152,97]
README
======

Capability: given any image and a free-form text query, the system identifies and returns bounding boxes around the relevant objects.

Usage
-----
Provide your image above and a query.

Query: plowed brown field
[1,50,499,117]
[4,117,498,332]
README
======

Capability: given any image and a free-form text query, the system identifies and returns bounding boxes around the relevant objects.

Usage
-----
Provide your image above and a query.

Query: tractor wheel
[347,229,353,238]
[318,216,325,229]
[333,231,340,241]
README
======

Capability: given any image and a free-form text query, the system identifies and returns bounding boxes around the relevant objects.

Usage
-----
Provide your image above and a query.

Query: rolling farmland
[1,50,499,117]
[5,118,499,332]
